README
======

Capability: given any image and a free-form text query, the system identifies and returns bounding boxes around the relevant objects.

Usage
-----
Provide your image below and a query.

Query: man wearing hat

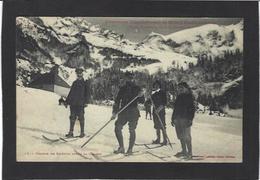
[65,68,90,138]
[150,80,168,145]
[111,71,145,155]
[171,82,195,160]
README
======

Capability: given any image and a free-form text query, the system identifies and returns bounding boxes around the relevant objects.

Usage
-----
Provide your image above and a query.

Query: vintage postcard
[16,17,243,163]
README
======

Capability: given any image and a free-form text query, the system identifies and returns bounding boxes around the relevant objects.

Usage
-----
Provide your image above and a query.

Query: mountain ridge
[16,17,243,86]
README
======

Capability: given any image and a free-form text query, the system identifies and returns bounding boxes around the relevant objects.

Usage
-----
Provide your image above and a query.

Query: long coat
[66,79,90,106]
[151,89,167,108]
[171,93,195,127]
[151,89,167,129]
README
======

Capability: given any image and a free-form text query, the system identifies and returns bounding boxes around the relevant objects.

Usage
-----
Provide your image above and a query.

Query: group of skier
[64,68,195,159]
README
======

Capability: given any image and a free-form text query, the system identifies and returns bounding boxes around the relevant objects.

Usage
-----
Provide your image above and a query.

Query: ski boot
[113,147,125,154]
[161,140,168,146]
[174,151,187,158]
[161,133,168,145]
[125,149,133,156]
[79,133,85,138]
[184,153,192,160]
[79,120,85,138]
[152,129,161,144]
[152,139,160,144]
[65,132,73,138]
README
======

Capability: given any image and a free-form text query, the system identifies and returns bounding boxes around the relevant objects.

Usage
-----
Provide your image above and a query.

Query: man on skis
[150,80,168,145]
[144,98,152,120]
[171,82,195,160]
[111,71,145,155]
[65,68,90,138]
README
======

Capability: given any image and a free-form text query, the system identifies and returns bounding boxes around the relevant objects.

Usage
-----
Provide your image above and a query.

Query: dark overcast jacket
[66,79,90,106]
[113,81,144,114]
[151,89,167,108]
[172,93,195,123]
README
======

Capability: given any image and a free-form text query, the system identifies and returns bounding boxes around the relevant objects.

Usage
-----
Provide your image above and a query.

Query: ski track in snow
[16,86,242,162]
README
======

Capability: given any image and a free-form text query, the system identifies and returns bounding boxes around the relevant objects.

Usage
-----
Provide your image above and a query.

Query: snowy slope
[82,30,197,72]
[17,17,49,42]
[17,86,242,162]
[202,76,243,96]
[221,76,243,94]
[41,17,81,43]
[16,17,198,80]
[141,21,243,58]
[16,17,243,87]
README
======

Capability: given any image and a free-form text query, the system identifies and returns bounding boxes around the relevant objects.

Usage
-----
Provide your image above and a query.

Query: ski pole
[81,95,140,148]
[149,97,174,152]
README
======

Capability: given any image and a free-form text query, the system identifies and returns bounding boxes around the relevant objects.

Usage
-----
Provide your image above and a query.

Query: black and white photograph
[2,0,259,179]
[16,16,244,163]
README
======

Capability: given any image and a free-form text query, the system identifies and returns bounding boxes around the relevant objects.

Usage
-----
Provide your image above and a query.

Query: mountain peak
[161,22,243,57]
[149,31,163,36]
[141,32,166,44]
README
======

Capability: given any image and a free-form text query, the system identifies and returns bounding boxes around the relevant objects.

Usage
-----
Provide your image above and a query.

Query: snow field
[16,86,242,162]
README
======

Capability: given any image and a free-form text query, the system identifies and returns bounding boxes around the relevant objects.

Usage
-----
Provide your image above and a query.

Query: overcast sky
[84,17,242,42]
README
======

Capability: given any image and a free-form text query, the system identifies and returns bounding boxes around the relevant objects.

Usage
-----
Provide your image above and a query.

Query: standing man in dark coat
[150,80,168,145]
[65,68,90,138]
[171,82,195,160]
[111,72,145,155]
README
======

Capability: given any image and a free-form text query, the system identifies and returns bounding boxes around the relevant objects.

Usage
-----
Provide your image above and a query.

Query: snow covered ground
[16,86,242,162]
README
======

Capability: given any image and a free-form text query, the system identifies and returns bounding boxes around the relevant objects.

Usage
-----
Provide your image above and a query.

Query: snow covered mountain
[16,17,200,85]
[16,17,243,87]
[140,21,243,58]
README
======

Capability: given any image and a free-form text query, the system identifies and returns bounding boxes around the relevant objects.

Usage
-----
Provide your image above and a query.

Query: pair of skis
[76,145,171,162]
[42,135,84,143]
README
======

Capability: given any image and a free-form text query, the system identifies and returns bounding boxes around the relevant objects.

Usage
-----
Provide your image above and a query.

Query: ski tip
[42,135,60,142]
[59,137,68,142]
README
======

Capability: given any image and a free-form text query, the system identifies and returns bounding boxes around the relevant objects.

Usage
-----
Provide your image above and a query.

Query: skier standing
[144,98,152,120]
[65,68,90,138]
[150,80,168,145]
[111,71,145,155]
[171,82,195,160]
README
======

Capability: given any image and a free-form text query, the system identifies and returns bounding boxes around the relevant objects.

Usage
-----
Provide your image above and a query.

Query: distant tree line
[87,49,243,110]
